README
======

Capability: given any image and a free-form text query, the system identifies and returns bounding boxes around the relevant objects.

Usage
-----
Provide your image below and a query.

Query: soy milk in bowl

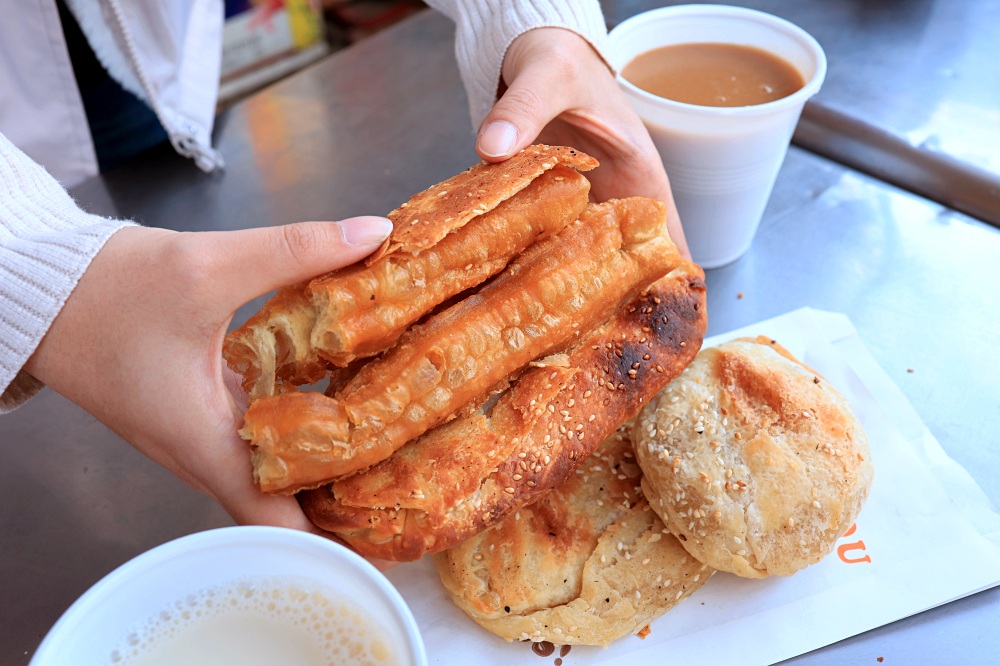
[31,527,425,666]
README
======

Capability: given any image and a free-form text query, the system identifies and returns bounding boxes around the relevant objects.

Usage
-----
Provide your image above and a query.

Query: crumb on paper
[877,658,884,663]
[737,291,744,299]
[637,625,651,639]
[907,368,914,373]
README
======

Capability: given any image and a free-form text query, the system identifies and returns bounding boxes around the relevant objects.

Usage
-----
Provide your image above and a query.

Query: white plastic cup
[30,526,427,666]
[609,4,826,268]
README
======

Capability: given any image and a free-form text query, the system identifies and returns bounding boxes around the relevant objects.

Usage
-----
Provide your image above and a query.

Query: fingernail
[338,216,393,246]
[478,120,519,157]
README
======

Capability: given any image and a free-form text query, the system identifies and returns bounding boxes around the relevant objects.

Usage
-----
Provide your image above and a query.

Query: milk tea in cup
[609,5,826,268]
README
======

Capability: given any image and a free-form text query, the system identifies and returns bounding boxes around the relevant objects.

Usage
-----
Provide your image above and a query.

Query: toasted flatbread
[433,426,713,646]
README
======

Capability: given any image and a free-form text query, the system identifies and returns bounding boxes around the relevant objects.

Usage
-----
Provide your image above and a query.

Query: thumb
[208,216,392,301]
[476,71,565,162]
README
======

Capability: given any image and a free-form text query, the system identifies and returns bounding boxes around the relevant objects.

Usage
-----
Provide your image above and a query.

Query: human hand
[24,217,396,563]
[477,27,690,258]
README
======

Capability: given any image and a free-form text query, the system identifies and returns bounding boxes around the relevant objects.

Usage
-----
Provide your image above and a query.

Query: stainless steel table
[3,6,998,664]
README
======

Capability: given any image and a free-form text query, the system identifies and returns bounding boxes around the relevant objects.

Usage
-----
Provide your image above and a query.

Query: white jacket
[0,0,609,410]
[0,0,223,188]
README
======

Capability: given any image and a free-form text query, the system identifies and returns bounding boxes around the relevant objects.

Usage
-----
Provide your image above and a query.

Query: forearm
[0,133,134,412]
[425,0,611,127]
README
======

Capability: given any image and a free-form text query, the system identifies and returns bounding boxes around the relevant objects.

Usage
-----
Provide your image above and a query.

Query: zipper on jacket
[103,0,225,173]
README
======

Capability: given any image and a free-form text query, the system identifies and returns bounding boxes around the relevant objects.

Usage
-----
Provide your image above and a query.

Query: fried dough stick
[310,167,590,367]
[224,145,597,400]
[299,262,708,560]
[242,198,682,494]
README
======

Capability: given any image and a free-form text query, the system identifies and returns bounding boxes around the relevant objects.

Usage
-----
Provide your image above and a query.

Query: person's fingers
[199,216,392,303]
[477,65,570,161]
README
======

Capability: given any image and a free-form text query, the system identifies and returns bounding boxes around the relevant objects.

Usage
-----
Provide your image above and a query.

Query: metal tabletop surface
[2,6,999,664]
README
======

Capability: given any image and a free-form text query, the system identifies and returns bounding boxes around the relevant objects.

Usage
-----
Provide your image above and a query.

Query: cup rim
[30,526,427,665]
[609,3,827,117]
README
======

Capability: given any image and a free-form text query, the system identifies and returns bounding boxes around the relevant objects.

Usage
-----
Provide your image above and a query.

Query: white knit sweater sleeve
[0,132,135,413]
[425,0,610,129]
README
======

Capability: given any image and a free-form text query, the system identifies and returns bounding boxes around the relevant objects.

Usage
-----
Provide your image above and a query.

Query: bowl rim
[30,525,427,665]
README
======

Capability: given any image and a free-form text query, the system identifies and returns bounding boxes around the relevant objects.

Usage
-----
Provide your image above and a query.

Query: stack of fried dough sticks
[224,145,707,561]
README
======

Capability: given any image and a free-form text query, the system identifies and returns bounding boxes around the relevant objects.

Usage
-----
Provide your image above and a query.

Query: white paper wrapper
[385,308,1000,665]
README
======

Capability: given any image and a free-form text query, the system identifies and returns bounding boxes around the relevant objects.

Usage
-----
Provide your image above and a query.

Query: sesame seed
[504,487,515,494]
[813,501,821,509]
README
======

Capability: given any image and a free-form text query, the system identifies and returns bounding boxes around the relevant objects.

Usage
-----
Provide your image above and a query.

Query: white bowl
[30,526,426,665]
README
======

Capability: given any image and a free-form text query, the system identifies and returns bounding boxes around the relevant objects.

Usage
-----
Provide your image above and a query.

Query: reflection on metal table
[2,6,998,664]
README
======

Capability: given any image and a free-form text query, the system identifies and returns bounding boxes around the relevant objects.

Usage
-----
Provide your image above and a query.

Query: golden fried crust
[298,262,708,560]
[223,160,591,400]
[243,198,684,494]
[432,429,713,647]
[308,167,590,366]
[222,285,326,401]
[375,145,598,261]
[633,338,874,578]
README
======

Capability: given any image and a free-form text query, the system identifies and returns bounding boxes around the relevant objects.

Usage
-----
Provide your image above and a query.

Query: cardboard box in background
[220,0,329,106]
